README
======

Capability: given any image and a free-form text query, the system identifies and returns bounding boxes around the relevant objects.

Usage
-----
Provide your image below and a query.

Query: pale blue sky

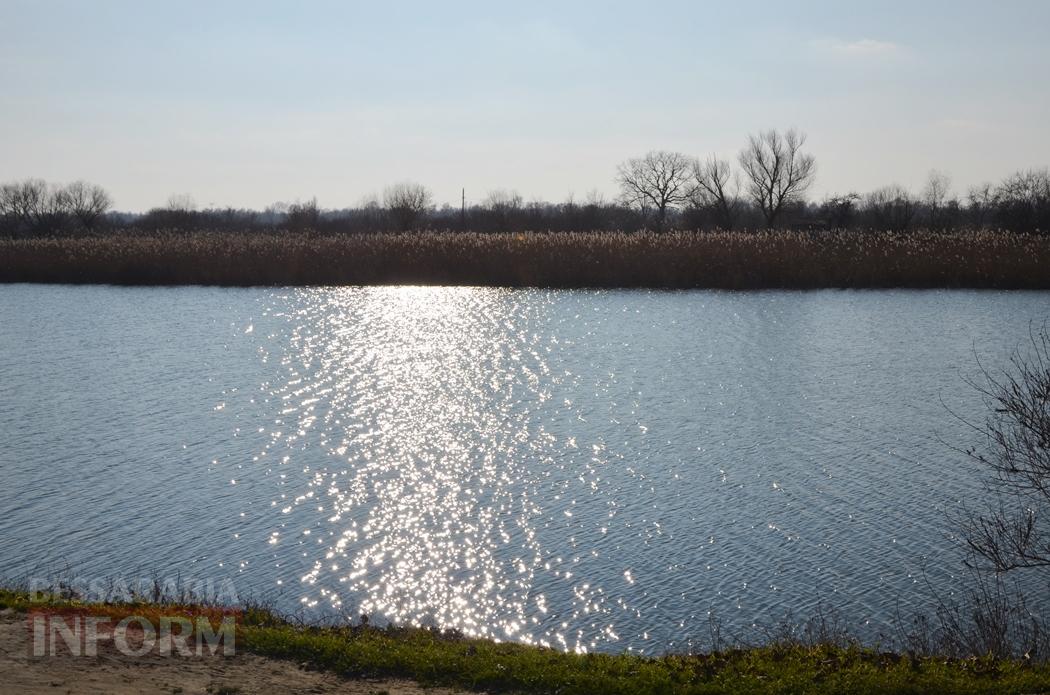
[2,0,1048,211]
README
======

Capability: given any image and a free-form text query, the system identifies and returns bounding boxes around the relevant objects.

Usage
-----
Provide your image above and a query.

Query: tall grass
[0,228,1046,288]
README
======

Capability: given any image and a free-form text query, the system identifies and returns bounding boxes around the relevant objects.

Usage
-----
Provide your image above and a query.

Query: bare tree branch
[963,322,1050,573]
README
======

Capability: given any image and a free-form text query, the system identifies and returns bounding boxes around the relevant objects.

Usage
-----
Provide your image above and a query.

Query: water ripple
[0,285,1046,653]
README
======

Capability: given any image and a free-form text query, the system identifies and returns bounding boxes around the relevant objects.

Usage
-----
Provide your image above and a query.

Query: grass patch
[3,588,1050,694]
[0,229,1047,288]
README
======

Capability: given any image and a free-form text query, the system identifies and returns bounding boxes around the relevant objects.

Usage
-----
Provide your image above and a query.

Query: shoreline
[4,589,1050,694]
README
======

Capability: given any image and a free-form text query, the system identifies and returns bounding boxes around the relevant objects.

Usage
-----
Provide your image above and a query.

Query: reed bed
[0,229,1046,288]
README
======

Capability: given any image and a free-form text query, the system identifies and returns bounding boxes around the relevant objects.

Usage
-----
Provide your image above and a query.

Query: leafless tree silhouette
[1,179,115,235]
[62,181,113,230]
[738,129,816,227]
[924,170,952,209]
[481,189,525,231]
[166,193,197,212]
[923,170,956,229]
[384,181,432,231]
[995,168,1050,232]
[617,151,693,232]
[689,155,741,230]
[0,179,71,233]
[286,197,320,231]
[967,183,998,229]
[0,180,45,233]
[865,185,917,231]
[483,189,523,213]
[819,192,861,228]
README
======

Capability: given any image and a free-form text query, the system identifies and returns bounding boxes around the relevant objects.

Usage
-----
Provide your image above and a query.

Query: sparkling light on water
[254,287,600,649]
[234,287,1036,653]
[2,285,1046,654]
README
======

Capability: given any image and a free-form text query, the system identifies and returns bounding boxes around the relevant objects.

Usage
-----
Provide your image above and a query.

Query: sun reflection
[246,286,624,651]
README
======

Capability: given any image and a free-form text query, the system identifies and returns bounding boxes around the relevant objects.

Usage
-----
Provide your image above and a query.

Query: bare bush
[897,566,1050,660]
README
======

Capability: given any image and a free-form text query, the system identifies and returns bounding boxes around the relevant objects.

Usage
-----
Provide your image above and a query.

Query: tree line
[2,128,1048,237]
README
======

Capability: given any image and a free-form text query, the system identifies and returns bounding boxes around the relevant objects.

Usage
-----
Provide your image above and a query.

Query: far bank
[1,229,1047,289]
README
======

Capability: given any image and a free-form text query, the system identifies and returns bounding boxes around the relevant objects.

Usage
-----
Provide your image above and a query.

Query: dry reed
[0,229,1046,288]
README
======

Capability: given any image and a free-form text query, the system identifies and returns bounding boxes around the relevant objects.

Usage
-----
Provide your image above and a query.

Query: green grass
[4,588,1050,694]
[1,228,1047,288]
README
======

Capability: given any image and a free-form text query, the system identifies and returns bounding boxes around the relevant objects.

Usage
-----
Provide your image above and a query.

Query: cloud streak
[809,38,906,60]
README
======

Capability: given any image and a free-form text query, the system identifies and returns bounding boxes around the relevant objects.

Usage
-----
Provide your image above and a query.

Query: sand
[0,610,462,695]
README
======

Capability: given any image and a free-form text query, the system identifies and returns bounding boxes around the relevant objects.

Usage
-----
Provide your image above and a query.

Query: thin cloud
[809,38,907,60]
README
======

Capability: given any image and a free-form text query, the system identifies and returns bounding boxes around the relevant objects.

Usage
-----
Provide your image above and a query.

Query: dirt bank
[0,610,461,695]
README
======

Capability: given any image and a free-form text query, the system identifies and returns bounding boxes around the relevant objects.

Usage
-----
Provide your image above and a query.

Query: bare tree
[62,181,112,231]
[0,179,46,230]
[994,168,1050,233]
[2,179,115,234]
[383,181,432,231]
[961,324,1050,573]
[358,194,384,232]
[617,151,693,232]
[924,170,952,209]
[998,169,1050,207]
[0,182,29,234]
[263,201,290,226]
[688,155,741,230]
[820,192,861,229]
[2,179,72,233]
[967,183,998,229]
[0,183,26,236]
[481,189,524,231]
[167,193,197,212]
[738,129,816,227]
[286,197,320,231]
[864,185,917,231]
[923,170,955,229]
[483,189,523,213]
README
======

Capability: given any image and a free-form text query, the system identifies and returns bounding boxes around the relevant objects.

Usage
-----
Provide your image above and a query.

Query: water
[0,285,1046,653]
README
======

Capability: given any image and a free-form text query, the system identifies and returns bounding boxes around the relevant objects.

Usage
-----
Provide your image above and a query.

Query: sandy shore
[0,610,460,695]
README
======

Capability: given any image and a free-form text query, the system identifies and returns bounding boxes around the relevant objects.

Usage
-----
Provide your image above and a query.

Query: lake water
[0,285,1046,654]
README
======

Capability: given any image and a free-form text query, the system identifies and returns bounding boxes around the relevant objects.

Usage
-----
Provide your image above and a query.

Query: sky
[1,0,1048,212]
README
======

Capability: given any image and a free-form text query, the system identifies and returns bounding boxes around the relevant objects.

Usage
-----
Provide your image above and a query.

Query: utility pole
[461,188,466,229]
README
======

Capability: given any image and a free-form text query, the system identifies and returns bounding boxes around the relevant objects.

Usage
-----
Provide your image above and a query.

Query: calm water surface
[0,285,1047,653]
